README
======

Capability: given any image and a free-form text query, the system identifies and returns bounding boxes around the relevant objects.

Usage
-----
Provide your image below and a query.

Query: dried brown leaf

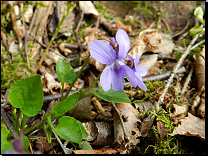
[195,45,205,91]
[128,29,161,59]
[113,103,142,145]
[170,113,205,139]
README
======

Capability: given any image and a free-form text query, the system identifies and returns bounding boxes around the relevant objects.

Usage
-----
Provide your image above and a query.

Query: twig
[28,32,69,62]
[35,4,73,73]
[1,109,19,139]
[52,129,71,154]
[190,39,205,51]
[181,66,194,94]
[172,19,190,38]
[155,33,199,109]
[161,18,170,32]
[111,102,130,141]
[75,11,85,54]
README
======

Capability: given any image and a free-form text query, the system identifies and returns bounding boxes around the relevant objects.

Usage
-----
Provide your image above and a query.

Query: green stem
[61,82,64,101]
[21,114,27,130]
[25,115,47,136]
[81,72,101,97]
[16,109,21,130]
[63,53,91,100]
[35,3,73,72]
[79,93,93,100]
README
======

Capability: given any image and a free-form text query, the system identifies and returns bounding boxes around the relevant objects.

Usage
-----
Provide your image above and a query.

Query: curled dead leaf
[128,29,161,59]
[170,104,188,119]
[194,45,205,91]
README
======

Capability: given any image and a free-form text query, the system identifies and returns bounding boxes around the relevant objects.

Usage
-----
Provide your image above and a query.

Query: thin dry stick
[1,109,19,139]
[181,66,194,94]
[190,39,205,51]
[52,129,70,154]
[28,32,69,61]
[172,19,190,38]
[75,11,85,54]
[161,18,170,32]
[155,33,199,109]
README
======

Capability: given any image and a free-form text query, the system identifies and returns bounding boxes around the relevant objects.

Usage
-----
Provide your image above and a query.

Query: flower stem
[63,53,91,100]
[61,83,64,101]
[79,93,93,100]
[35,3,73,72]
[80,72,101,97]
[21,113,27,130]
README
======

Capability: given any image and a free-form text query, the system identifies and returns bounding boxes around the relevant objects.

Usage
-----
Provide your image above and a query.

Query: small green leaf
[9,75,43,116]
[1,128,14,153]
[56,58,76,85]
[78,141,93,150]
[48,116,83,144]
[50,92,80,118]
[91,83,131,103]
[189,26,204,35]
[44,124,52,143]
[194,6,204,17]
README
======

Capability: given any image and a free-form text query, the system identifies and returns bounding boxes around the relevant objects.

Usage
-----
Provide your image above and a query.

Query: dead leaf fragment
[194,45,205,91]
[136,54,158,71]
[170,113,205,139]
[157,121,169,138]
[42,72,62,95]
[170,104,188,118]
[112,103,142,146]
[154,33,175,55]
[128,29,161,59]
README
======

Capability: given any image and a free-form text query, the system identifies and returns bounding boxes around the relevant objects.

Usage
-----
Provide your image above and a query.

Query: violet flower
[89,29,147,92]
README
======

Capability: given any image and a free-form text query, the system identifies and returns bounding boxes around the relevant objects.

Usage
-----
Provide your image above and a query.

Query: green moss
[1,50,36,90]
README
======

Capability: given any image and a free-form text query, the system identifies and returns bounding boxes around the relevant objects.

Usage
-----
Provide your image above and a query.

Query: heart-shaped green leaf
[48,116,84,144]
[91,83,131,103]
[77,120,88,138]
[56,58,76,85]
[9,75,43,116]
[50,92,80,118]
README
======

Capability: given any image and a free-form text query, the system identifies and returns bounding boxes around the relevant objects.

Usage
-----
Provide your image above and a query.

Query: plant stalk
[63,53,91,100]
[35,3,73,72]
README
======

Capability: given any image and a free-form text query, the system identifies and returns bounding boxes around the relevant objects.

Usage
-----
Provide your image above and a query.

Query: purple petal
[12,140,22,152]
[122,65,139,88]
[135,65,148,76]
[100,65,113,92]
[135,53,140,66]
[110,37,115,45]
[137,79,147,91]
[111,67,125,91]
[116,29,130,60]
[4,150,19,154]
[89,40,117,64]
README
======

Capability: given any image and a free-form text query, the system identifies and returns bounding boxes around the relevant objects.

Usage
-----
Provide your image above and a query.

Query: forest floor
[1,1,206,154]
